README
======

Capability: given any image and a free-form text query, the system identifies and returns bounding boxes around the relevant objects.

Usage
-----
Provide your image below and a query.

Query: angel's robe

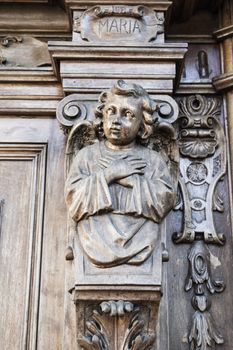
[65,141,176,267]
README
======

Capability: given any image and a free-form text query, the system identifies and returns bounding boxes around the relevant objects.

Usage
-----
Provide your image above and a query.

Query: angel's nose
[112,114,122,125]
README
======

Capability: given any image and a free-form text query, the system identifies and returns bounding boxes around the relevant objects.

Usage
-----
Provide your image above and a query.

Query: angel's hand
[116,176,136,188]
[98,155,116,169]
[100,155,147,184]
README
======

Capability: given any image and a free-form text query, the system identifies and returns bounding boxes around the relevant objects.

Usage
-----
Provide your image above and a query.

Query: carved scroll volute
[56,94,87,134]
[173,94,226,245]
[56,94,88,263]
[56,94,89,173]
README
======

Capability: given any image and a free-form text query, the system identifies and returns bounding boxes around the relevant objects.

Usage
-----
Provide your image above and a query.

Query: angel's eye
[106,106,115,115]
[125,110,134,118]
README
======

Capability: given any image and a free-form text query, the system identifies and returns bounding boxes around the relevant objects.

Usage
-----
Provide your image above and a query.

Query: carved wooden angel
[64,80,179,268]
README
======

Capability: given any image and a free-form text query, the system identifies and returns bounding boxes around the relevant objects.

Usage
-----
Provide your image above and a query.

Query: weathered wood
[0,2,233,350]
[0,118,68,350]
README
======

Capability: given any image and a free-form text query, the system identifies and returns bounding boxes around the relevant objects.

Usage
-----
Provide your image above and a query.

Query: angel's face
[102,94,143,147]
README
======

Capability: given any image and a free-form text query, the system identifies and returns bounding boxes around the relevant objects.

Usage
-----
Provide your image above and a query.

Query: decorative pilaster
[52,2,187,349]
[174,94,226,349]
[213,0,233,188]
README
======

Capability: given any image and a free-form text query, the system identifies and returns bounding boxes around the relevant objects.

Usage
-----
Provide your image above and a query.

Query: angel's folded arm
[65,154,113,222]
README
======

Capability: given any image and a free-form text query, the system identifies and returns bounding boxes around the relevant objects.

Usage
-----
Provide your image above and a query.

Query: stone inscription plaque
[74,5,164,44]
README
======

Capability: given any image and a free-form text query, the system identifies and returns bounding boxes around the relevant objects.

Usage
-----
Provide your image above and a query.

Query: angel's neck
[105,140,135,151]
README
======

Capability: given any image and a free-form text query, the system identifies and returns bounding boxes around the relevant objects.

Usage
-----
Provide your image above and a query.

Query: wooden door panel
[0,118,67,350]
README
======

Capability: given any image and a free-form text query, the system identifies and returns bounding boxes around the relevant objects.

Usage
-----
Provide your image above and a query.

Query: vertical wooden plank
[36,119,68,350]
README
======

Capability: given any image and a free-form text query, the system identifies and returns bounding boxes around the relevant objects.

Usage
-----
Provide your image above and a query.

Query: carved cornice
[214,24,233,41]
[49,42,187,94]
[0,69,63,116]
[212,72,233,92]
[176,83,216,95]
[65,0,172,12]
[0,4,70,38]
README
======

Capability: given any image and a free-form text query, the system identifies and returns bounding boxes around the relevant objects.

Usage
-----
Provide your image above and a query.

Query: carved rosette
[173,95,226,350]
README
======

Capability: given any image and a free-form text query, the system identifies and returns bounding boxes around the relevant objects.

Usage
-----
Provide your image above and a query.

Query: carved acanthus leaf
[189,310,224,350]
[78,302,155,350]
[123,311,155,350]
[184,242,225,350]
[178,95,221,159]
[78,313,109,350]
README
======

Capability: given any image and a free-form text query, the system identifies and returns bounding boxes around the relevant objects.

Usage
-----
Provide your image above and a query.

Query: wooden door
[0,117,69,349]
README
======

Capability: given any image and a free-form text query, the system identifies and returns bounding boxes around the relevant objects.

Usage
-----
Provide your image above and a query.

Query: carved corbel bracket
[77,300,156,350]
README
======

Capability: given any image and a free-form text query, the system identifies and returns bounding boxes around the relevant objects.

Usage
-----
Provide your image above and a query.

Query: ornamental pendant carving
[173,94,226,245]
[173,94,226,350]
[186,241,225,350]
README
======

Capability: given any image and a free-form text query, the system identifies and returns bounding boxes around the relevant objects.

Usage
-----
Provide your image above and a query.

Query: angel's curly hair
[94,80,157,145]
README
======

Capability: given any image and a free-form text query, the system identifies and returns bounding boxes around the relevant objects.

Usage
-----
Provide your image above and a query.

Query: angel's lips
[109,127,121,135]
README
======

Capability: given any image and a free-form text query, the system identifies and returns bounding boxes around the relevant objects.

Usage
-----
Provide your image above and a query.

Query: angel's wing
[66,121,98,176]
[148,96,180,182]
[149,121,179,182]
